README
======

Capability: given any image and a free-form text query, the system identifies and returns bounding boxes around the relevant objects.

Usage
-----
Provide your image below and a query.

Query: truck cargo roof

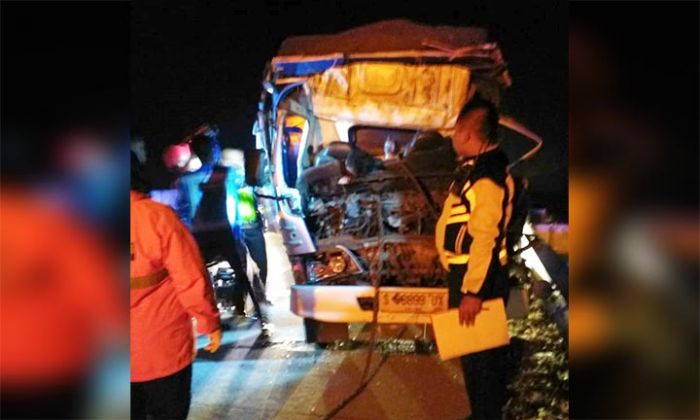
[270,19,510,86]
[278,19,489,55]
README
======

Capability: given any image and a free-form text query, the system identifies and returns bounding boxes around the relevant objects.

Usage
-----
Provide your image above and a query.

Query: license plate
[379,289,448,314]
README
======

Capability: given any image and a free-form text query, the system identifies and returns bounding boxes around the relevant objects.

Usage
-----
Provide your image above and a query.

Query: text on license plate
[379,290,448,314]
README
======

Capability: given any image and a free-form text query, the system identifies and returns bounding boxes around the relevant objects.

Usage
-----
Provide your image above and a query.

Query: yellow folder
[431,298,510,361]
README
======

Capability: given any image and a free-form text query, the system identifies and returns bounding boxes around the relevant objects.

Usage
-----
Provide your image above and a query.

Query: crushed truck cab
[250,19,559,342]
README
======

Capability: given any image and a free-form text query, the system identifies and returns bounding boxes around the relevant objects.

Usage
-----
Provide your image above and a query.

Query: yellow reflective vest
[435,149,514,295]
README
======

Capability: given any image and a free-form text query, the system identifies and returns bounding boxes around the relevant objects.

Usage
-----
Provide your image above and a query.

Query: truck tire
[303,318,319,343]
[303,318,349,345]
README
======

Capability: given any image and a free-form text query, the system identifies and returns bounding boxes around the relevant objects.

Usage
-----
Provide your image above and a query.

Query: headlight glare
[328,255,347,273]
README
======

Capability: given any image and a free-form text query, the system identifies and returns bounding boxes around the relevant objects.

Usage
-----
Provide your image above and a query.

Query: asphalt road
[189,233,471,420]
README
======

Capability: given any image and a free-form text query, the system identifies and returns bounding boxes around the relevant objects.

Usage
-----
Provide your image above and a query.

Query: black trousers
[448,263,510,420]
[243,226,267,286]
[237,225,270,314]
[194,228,263,320]
[131,364,192,420]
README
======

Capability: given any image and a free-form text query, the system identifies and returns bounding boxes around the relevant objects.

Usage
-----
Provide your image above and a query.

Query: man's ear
[463,131,473,144]
[455,125,472,146]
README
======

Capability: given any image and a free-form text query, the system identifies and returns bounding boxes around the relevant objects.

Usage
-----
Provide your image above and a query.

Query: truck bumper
[290,285,448,324]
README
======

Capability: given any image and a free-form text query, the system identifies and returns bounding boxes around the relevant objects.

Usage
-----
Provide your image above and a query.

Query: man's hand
[204,329,222,353]
[458,294,483,326]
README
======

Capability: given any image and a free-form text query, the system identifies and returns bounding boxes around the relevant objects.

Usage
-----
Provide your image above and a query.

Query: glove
[204,329,222,353]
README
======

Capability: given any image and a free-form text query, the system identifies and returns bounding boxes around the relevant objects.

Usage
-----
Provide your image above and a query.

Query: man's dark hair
[457,94,500,143]
[190,134,219,164]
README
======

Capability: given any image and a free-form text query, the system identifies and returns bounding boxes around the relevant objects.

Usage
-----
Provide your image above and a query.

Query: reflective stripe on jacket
[435,149,514,296]
[130,191,219,382]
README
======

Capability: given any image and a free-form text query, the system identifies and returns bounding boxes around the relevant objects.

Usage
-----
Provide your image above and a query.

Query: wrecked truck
[245,20,555,343]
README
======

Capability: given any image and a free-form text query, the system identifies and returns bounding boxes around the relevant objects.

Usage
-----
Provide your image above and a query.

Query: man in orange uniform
[130,154,222,419]
[0,186,125,419]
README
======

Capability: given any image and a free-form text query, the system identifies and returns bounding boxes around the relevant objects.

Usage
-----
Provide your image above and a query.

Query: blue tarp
[273,57,345,78]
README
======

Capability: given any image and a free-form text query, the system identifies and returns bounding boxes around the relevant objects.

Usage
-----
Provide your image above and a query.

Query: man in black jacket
[435,96,514,419]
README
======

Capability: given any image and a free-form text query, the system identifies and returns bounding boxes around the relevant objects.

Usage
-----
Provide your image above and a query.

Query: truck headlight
[328,255,347,273]
[305,246,363,284]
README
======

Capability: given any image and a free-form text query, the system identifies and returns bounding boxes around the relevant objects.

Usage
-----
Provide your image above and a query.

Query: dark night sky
[132,0,567,216]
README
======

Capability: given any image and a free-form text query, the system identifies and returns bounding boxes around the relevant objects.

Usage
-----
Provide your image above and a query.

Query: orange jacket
[130,191,219,382]
[1,188,124,388]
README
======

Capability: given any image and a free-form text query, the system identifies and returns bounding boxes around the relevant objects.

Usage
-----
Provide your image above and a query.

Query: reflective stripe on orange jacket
[130,191,219,382]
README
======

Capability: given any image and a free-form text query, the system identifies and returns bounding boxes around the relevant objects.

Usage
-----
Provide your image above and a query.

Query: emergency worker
[238,184,270,301]
[130,153,221,419]
[222,147,270,303]
[435,96,514,419]
[1,130,127,419]
[176,134,269,326]
[0,189,125,419]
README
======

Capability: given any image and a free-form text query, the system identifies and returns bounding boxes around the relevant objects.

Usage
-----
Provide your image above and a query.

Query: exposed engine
[305,164,454,287]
